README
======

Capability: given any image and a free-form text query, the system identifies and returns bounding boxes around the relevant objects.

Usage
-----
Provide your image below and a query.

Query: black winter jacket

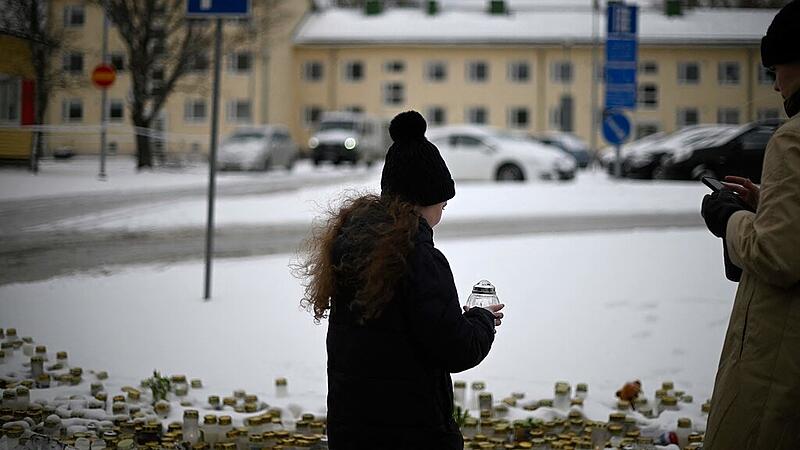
[326,217,496,450]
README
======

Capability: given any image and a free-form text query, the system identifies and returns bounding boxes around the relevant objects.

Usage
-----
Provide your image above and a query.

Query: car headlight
[308,137,319,149]
[344,137,357,150]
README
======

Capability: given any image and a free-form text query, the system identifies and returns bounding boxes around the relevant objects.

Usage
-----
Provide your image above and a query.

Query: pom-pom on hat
[761,0,800,68]
[381,111,455,207]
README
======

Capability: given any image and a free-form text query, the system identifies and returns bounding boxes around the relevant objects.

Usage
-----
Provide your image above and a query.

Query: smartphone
[702,176,724,192]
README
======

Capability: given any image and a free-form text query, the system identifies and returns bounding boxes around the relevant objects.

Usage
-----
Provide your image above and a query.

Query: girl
[297,111,504,450]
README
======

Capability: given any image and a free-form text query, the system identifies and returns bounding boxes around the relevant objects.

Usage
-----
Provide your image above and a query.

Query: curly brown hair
[294,193,420,324]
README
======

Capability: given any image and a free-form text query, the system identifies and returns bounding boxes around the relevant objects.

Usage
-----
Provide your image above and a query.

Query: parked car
[308,112,389,166]
[533,132,592,168]
[427,125,577,182]
[600,131,667,171]
[657,120,782,182]
[617,125,735,179]
[218,125,298,171]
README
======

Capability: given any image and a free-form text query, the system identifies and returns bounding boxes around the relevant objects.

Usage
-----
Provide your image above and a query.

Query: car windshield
[318,120,356,131]
[226,132,266,143]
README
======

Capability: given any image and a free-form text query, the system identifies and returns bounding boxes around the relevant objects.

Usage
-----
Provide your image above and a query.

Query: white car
[428,125,577,182]
[218,125,298,171]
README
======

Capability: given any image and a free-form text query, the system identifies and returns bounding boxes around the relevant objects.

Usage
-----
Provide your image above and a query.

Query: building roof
[294,5,777,46]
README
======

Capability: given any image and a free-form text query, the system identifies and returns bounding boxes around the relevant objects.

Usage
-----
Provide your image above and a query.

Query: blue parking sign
[186,0,250,17]
[605,3,638,110]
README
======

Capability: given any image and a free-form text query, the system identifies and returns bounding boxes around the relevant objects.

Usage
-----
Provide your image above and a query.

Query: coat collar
[785,89,800,118]
[416,217,434,245]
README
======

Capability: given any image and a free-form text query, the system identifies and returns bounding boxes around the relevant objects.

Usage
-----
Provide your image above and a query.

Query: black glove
[701,190,749,238]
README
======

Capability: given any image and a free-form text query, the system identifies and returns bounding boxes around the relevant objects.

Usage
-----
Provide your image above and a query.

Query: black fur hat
[380,111,455,207]
[761,0,800,68]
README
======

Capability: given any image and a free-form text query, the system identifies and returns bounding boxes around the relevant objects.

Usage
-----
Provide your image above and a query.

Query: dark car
[657,120,782,183]
[617,125,734,179]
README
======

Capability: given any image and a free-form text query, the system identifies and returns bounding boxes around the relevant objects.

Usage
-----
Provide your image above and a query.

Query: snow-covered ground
[0,157,356,202]
[31,169,708,232]
[0,228,734,435]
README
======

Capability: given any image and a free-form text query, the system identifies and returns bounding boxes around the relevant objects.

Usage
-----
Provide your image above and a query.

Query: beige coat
[705,113,800,449]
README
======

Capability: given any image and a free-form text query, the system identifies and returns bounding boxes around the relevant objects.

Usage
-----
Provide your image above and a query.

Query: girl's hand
[722,176,760,211]
[464,303,505,327]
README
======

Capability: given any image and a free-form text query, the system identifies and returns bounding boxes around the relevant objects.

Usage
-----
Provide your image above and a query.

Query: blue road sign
[602,110,631,145]
[187,0,250,17]
[605,3,638,110]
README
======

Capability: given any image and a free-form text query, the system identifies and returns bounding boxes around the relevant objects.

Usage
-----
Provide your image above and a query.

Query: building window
[466,106,488,125]
[0,76,20,123]
[226,100,252,123]
[63,5,85,27]
[63,52,84,74]
[384,60,405,73]
[467,61,489,83]
[108,99,124,122]
[344,105,364,113]
[109,53,126,72]
[758,66,775,85]
[62,99,83,123]
[551,61,573,84]
[757,108,780,121]
[427,106,446,126]
[637,83,658,109]
[107,142,118,155]
[507,107,529,129]
[188,53,209,73]
[343,61,364,82]
[550,95,574,132]
[302,61,324,81]
[639,61,658,75]
[677,107,699,127]
[152,39,167,57]
[678,62,700,84]
[383,82,404,106]
[508,61,530,83]
[717,107,740,125]
[303,105,322,127]
[425,61,447,82]
[718,62,740,85]
[184,99,207,122]
[228,52,252,73]
[635,123,660,139]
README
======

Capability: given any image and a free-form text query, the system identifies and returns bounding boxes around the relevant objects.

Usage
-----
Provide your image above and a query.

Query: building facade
[0,31,38,162]
[37,0,786,159]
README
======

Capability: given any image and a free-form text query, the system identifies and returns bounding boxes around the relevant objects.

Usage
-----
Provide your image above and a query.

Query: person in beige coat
[700,1,800,447]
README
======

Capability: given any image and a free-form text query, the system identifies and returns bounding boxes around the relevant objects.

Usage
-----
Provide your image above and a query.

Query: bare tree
[94,0,290,169]
[91,0,214,169]
[0,0,80,173]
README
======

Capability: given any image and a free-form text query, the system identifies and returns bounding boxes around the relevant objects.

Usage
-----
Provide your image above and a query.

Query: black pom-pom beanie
[380,111,456,207]
[761,0,800,68]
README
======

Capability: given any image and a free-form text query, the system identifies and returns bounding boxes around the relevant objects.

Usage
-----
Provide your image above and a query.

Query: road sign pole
[204,18,223,301]
[99,2,109,181]
[615,144,622,178]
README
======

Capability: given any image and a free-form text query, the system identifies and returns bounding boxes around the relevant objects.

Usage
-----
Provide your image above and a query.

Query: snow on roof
[294,6,776,46]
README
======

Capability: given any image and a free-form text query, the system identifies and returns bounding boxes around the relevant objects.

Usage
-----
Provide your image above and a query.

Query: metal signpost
[94,4,113,181]
[187,0,250,300]
[604,2,638,178]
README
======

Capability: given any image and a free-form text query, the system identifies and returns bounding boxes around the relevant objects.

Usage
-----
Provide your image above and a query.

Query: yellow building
[44,0,308,160]
[0,30,37,163]
[39,0,786,158]
[292,2,785,151]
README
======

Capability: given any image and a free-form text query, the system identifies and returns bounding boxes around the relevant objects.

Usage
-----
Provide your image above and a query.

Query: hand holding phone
[702,176,725,192]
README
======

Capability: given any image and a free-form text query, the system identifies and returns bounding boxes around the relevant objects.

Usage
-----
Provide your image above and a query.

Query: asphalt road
[0,211,703,285]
